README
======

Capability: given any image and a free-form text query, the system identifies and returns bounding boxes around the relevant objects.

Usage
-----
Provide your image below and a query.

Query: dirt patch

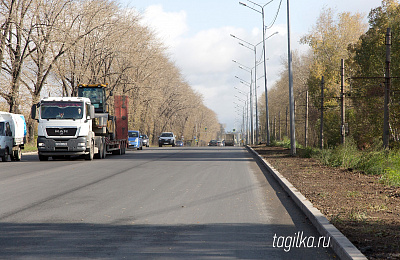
[252,145,400,260]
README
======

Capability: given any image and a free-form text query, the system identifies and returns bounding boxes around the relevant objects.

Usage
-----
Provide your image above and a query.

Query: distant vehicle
[128,130,143,150]
[217,141,224,147]
[225,134,235,146]
[141,134,149,147]
[159,132,176,147]
[0,112,26,162]
[208,140,218,146]
[176,140,184,147]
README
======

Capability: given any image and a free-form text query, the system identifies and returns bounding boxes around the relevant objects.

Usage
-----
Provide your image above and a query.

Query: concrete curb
[247,146,367,260]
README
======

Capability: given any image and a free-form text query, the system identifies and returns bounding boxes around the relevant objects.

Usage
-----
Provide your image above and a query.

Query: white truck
[31,96,97,161]
[31,85,129,161]
[0,111,26,162]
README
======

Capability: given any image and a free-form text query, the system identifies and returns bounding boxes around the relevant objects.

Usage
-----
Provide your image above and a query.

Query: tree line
[0,0,222,145]
[259,0,400,149]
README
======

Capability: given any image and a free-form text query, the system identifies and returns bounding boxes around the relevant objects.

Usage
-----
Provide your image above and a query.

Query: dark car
[208,140,218,146]
[141,134,149,147]
[176,140,184,147]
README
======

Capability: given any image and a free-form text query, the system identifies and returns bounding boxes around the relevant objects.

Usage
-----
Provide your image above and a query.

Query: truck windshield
[41,101,84,120]
[0,122,4,136]
[78,87,104,112]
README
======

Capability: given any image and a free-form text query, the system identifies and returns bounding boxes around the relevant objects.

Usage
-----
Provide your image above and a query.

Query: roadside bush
[298,146,317,158]
[271,137,291,149]
[382,151,400,187]
[382,168,400,186]
[314,139,363,168]
[272,137,400,187]
[272,136,302,150]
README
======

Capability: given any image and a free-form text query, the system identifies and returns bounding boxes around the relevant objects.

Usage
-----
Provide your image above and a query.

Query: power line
[265,0,283,29]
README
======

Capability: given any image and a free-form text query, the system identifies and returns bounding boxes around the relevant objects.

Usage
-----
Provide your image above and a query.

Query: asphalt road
[0,147,336,259]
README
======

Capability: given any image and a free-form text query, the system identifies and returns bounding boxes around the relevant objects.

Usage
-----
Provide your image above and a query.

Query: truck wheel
[159,144,162,147]
[1,148,9,162]
[14,147,22,161]
[95,139,103,159]
[38,154,48,161]
[102,140,107,158]
[85,141,94,160]
[172,143,175,147]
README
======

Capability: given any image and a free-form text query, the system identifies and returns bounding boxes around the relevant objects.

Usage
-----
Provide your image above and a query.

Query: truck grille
[46,128,77,136]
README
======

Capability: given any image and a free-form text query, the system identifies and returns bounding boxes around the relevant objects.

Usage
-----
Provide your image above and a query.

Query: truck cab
[32,97,95,161]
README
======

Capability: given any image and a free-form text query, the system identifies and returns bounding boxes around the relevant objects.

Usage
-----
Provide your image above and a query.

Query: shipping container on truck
[224,133,236,146]
[106,95,128,155]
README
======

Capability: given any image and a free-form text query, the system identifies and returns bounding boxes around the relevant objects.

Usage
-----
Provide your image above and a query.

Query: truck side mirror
[31,104,38,120]
[88,105,95,119]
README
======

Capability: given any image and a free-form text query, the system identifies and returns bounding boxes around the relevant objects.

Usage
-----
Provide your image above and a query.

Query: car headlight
[38,143,45,147]
[78,142,86,147]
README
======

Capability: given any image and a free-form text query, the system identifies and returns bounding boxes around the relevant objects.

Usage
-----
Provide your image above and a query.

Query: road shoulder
[247,145,367,260]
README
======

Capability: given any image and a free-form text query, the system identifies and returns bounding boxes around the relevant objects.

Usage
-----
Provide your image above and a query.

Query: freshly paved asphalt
[0,146,336,259]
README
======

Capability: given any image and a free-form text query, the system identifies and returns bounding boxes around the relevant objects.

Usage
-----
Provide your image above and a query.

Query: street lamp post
[237,41,258,144]
[234,65,254,144]
[235,95,250,144]
[239,0,274,145]
[231,32,277,144]
[235,59,257,143]
[234,103,243,136]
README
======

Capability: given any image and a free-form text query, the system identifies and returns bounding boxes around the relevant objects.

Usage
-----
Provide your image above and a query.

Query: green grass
[272,137,400,187]
[23,141,37,153]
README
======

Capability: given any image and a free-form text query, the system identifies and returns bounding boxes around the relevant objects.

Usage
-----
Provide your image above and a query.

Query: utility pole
[341,59,346,145]
[278,111,281,141]
[383,28,391,149]
[305,90,309,148]
[285,107,288,137]
[320,76,324,149]
[287,0,296,155]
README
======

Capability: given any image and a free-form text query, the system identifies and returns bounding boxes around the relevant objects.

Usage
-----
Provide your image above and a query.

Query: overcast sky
[119,0,381,132]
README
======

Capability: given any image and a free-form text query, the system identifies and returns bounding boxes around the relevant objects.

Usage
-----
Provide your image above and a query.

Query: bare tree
[0,0,35,113]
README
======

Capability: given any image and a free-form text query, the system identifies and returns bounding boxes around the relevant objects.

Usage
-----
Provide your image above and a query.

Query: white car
[158,132,176,147]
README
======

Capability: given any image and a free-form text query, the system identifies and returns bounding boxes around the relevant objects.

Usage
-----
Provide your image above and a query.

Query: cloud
[140,5,188,48]
[139,4,291,130]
